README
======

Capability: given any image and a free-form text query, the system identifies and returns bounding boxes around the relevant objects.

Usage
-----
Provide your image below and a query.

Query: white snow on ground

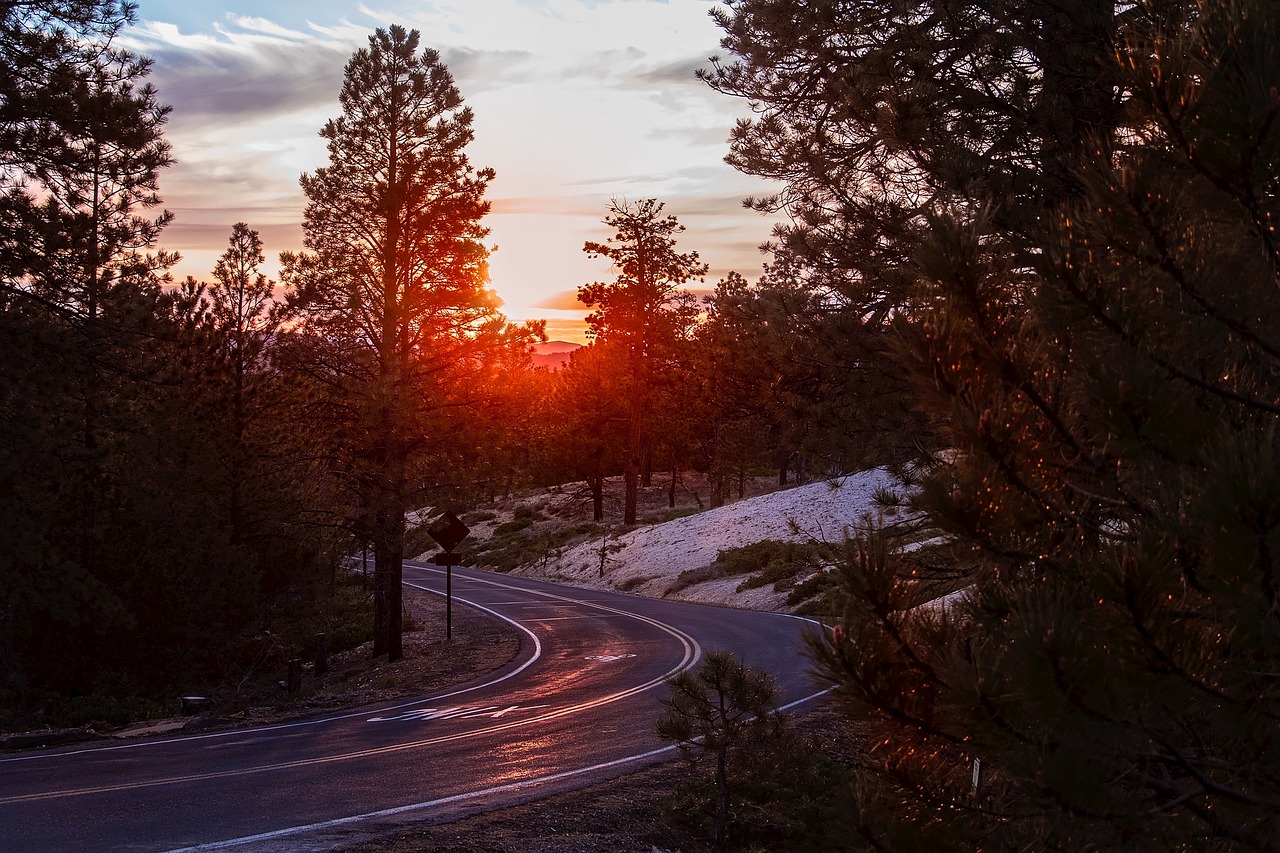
[513,468,899,610]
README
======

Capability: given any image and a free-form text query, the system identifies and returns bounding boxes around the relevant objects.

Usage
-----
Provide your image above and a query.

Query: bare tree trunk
[624,393,641,525]
[372,533,390,658]
[591,455,604,522]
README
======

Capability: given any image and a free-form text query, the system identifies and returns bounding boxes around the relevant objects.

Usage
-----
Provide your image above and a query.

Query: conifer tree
[773,0,1280,847]
[282,25,511,660]
[578,198,704,524]
[0,0,181,700]
[703,0,1125,468]
[545,342,629,521]
[202,223,286,550]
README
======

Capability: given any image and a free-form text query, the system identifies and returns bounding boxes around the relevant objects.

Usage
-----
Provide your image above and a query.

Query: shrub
[708,540,833,593]
[655,651,845,851]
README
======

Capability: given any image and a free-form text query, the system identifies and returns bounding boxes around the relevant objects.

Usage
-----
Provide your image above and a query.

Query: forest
[3,0,1280,847]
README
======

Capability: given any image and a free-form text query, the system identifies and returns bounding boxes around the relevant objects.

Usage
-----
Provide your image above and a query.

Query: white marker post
[427,511,470,640]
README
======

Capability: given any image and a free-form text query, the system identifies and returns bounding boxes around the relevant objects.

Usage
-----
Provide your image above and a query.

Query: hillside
[529,340,582,370]
[430,469,901,612]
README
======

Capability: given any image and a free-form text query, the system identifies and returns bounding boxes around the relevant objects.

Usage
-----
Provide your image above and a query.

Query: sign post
[427,511,470,640]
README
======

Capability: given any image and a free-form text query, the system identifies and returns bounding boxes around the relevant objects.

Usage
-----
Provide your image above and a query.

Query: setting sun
[125,0,781,342]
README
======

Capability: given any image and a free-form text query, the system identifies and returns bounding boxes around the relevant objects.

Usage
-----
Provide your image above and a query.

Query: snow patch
[514,469,900,609]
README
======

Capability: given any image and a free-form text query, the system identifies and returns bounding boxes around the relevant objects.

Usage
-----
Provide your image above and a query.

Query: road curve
[0,564,828,852]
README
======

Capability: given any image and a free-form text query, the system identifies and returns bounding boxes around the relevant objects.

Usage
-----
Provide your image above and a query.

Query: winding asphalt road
[0,563,828,852]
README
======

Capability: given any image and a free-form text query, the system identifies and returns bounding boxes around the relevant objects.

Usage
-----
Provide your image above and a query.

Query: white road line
[162,744,684,852]
[0,572,702,805]
[163,686,836,852]
[0,583,544,765]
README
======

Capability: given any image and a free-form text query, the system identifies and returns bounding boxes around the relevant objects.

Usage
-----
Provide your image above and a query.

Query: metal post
[427,512,468,642]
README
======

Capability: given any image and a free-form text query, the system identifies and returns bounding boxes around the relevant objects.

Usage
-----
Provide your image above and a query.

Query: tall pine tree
[780,0,1280,846]
[282,25,512,661]
[578,198,704,525]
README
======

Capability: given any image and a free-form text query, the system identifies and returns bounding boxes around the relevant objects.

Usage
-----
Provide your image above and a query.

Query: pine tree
[578,198,705,525]
[0,0,182,701]
[798,0,1280,847]
[206,223,280,548]
[545,342,629,522]
[703,0,1126,469]
[282,25,508,660]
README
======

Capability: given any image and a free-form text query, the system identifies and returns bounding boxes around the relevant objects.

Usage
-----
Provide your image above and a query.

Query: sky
[123,0,784,342]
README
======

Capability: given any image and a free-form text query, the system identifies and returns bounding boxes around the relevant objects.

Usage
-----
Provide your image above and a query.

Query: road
[0,563,828,852]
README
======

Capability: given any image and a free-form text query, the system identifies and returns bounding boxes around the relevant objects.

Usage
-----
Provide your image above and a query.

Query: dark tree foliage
[703,0,1124,468]
[656,650,787,851]
[0,3,280,716]
[578,198,705,525]
[282,25,536,660]
[543,342,629,522]
[709,0,1280,847]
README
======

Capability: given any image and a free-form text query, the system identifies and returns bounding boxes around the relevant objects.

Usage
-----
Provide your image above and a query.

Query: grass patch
[493,517,534,536]
[617,575,655,593]
[668,563,730,595]
[726,540,834,593]
[462,522,605,573]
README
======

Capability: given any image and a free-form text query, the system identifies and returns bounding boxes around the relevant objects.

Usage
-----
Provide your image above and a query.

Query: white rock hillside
[513,468,896,610]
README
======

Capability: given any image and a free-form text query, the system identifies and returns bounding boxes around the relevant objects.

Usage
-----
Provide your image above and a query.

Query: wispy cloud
[125,0,783,328]
[534,289,586,311]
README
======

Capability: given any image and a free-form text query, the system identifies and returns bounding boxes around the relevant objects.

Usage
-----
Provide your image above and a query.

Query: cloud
[541,317,591,344]
[534,289,586,311]
[125,22,349,121]
[633,55,708,87]
[491,194,607,217]
[164,218,303,249]
[130,20,540,128]
[439,46,540,91]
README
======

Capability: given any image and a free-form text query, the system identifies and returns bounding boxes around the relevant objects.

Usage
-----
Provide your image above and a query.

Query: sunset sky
[124,0,782,342]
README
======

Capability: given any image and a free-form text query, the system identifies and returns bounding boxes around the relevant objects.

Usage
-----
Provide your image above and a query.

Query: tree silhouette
[754,0,1280,846]
[282,25,502,660]
[579,198,704,525]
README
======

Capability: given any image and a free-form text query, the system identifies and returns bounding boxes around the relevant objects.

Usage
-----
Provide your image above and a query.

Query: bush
[668,563,730,595]
[512,504,541,521]
[708,540,833,593]
[493,518,533,536]
[655,651,845,851]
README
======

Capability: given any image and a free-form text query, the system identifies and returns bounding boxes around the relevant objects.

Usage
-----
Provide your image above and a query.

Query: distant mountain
[531,341,582,370]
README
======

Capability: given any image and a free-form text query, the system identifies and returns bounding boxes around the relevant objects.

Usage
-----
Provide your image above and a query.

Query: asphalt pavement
[0,564,828,852]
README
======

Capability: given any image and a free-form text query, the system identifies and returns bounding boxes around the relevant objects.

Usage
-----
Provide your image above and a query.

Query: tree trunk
[591,455,604,522]
[372,534,390,658]
[624,393,642,525]
[715,748,729,851]
[374,97,405,663]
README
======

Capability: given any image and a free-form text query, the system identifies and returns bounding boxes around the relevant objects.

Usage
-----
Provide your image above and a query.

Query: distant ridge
[531,340,582,370]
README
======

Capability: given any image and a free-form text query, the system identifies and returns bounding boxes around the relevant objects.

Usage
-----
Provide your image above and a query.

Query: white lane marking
[0,572,702,804]
[162,686,837,853]
[584,654,637,662]
[367,704,549,723]
[0,584,544,765]
[162,743,684,852]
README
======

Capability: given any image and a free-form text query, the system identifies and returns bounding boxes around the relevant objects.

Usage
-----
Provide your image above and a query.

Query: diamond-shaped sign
[427,511,469,553]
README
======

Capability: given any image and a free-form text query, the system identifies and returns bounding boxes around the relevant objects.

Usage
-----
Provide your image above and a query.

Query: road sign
[427,511,469,553]
[426,512,469,641]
